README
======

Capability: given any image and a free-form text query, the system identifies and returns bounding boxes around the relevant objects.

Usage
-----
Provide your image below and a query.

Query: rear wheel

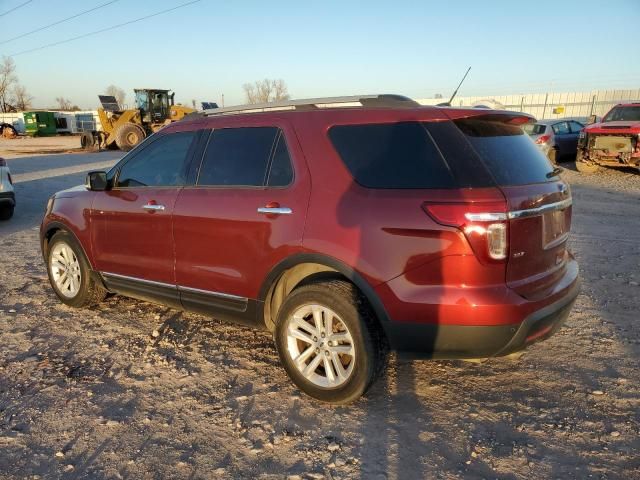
[46,231,107,307]
[274,280,387,404]
[575,151,601,173]
[114,123,146,151]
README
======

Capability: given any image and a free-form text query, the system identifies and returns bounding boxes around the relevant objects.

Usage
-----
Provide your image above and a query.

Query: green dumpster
[23,111,57,136]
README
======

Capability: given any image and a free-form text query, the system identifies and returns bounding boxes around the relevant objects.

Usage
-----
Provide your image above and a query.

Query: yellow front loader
[81,88,194,151]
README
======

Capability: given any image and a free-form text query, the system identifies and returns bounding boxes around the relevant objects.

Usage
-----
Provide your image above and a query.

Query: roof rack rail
[201,94,420,117]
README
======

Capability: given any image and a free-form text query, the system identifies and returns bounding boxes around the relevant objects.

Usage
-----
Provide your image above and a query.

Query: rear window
[454,119,556,186]
[523,124,547,135]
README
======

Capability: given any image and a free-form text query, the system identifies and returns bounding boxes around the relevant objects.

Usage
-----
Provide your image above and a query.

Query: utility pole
[221,94,225,108]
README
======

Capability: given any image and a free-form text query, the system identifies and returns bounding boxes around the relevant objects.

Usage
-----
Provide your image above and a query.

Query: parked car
[576,103,640,173]
[523,119,584,163]
[0,157,15,220]
[40,95,580,403]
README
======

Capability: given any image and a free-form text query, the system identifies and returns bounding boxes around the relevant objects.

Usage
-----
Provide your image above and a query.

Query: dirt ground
[0,151,638,480]
[0,136,84,158]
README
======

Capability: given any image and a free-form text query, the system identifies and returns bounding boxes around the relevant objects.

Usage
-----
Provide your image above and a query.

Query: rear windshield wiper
[547,166,563,178]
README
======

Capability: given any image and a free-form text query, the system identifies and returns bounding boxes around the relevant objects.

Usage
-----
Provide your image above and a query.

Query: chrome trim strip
[178,285,247,302]
[101,272,248,302]
[465,212,508,221]
[257,207,293,215]
[102,272,176,289]
[464,198,573,223]
[507,198,572,219]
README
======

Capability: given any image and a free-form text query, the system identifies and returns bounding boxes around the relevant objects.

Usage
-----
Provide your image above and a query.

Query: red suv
[41,95,580,403]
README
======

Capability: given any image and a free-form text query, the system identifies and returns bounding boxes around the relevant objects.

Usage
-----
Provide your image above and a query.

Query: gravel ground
[0,153,638,480]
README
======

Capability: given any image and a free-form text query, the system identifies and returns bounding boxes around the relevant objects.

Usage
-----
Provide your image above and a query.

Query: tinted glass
[523,124,547,135]
[329,122,456,189]
[569,121,584,133]
[454,119,556,186]
[267,133,294,186]
[552,122,570,135]
[603,106,640,122]
[117,131,196,187]
[198,127,278,186]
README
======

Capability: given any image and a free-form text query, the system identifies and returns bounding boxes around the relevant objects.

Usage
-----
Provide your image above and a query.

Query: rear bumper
[378,258,580,359]
[0,191,15,206]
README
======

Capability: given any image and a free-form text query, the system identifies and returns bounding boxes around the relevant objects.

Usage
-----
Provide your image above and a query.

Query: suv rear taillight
[535,134,551,145]
[423,202,508,263]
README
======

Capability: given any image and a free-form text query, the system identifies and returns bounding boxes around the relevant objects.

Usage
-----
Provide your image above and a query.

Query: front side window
[197,127,281,186]
[569,121,584,133]
[552,122,570,135]
[116,131,196,188]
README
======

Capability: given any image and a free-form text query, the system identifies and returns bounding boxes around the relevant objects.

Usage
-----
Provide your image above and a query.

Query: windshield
[522,124,547,135]
[603,106,640,122]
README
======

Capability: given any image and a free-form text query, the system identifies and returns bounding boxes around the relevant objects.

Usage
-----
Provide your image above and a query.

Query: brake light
[535,134,551,145]
[423,202,508,263]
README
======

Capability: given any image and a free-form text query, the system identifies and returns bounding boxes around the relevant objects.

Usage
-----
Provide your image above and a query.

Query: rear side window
[197,127,280,186]
[267,133,294,187]
[523,124,546,135]
[329,122,456,189]
[117,131,196,187]
[454,119,555,186]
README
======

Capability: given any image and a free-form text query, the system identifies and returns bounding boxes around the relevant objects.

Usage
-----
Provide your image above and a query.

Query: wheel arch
[258,253,391,333]
[42,221,94,270]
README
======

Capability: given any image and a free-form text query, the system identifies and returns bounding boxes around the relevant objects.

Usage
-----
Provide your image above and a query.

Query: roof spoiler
[444,109,536,125]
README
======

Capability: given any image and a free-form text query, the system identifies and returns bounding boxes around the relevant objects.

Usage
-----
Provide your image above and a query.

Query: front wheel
[0,204,14,220]
[47,231,107,308]
[274,280,387,404]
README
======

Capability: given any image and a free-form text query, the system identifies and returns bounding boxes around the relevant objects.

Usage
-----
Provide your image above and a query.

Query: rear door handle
[142,203,165,211]
[257,202,292,215]
[257,207,292,215]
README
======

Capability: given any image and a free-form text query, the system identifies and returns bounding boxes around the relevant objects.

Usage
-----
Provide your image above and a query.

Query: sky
[0,0,638,109]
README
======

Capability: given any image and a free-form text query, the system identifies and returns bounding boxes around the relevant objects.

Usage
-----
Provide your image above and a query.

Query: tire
[80,131,94,149]
[547,148,558,165]
[0,204,14,221]
[46,231,107,308]
[114,123,146,151]
[575,151,601,174]
[274,280,388,404]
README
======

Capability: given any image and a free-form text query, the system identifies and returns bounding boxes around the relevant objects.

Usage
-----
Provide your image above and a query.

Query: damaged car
[576,103,640,173]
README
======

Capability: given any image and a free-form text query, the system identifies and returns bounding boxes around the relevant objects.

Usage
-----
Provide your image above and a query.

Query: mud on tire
[114,123,146,151]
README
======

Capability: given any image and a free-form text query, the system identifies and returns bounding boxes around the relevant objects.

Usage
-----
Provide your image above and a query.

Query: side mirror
[587,114,597,125]
[85,171,108,191]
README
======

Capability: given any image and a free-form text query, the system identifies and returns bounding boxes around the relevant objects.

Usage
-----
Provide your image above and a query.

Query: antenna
[439,67,471,107]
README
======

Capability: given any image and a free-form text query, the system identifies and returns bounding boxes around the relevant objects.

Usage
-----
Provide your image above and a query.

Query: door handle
[142,203,165,211]
[257,202,292,215]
